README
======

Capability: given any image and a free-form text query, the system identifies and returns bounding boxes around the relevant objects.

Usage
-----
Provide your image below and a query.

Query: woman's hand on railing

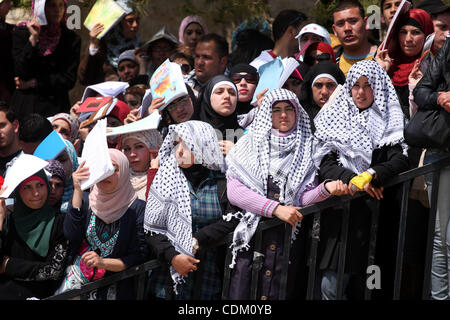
[171,254,200,276]
[325,180,349,196]
[272,205,303,227]
[363,183,384,200]
[82,251,104,269]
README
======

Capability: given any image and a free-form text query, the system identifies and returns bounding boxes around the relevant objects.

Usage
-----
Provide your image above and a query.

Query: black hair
[272,9,308,41]
[230,29,274,66]
[18,113,53,143]
[0,101,17,123]
[333,0,365,18]
[170,51,194,69]
[197,33,229,58]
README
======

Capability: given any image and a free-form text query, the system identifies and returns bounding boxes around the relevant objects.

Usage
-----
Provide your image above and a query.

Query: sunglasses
[231,73,259,85]
[304,53,332,66]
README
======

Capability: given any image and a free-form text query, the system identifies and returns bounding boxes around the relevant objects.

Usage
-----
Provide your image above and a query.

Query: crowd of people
[0,0,449,300]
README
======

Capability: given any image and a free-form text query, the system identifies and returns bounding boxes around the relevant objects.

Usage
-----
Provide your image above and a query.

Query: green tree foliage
[179,0,271,28]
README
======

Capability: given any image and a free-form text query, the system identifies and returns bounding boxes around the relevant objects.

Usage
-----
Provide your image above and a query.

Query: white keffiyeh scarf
[225,89,317,268]
[143,121,225,292]
[312,60,408,174]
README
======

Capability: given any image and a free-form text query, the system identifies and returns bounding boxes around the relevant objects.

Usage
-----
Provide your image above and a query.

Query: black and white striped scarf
[225,89,317,268]
[312,60,407,174]
[143,120,225,292]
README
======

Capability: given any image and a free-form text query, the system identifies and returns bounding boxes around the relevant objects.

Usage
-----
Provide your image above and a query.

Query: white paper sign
[106,110,161,137]
[80,119,114,190]
[0,153,49,199]
[33,0,48,26]
[81,81,129,102]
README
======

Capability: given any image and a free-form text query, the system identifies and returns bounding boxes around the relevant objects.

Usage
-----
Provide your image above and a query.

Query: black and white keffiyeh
[312,60,407,174]
[143,120,225,292]
[225,88,317,268]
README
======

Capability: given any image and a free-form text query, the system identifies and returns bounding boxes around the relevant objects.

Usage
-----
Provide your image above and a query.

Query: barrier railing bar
[336,202,350,299]
[306,212,320,300]
[393,181,411,299]
[44,156,450,300]
[249,229,263,300]
[364,199,380,300]
[278,224,292,299]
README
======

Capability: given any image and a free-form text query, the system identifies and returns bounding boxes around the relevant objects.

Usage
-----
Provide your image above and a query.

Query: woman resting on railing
[312,60,410,300]
[225,88,348,300]
[0,167,69,300]
[144,121,239,300]
[55,149,148,299]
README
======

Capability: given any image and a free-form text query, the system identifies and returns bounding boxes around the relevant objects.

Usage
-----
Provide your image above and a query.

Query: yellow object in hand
[350,171,373,190]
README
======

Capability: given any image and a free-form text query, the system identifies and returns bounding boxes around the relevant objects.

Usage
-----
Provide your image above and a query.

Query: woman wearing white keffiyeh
[225,88,348,299]
[312,60,410,300]
[144,120,239,299]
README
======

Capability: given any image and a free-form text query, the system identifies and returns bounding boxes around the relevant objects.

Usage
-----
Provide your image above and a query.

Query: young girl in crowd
[178,15,208,55]
[144,121,239,300]
[50,113,80,145]
[56,149,148,299]
[45,159,67,213]
[195,75,242,155]
[228,63,259,129]
[0,167,69,299]
[77,5,141,85]
[225,88,348,300]
[154,84,198,139]
[121,130,162,200]
[11,0,81,118]
[299,61,346,132]
[312,60,409,299]
[55,139,79,214]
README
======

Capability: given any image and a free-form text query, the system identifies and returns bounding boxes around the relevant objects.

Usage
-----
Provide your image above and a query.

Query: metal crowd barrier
[44,155,450,300]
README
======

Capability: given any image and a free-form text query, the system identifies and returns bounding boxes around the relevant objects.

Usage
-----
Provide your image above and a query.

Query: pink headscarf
[178,15,208,44]
[89,149,137,224]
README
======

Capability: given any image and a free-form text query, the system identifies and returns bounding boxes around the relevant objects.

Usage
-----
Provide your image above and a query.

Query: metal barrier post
[422,169,441,299]
[250,230,264,300]
[364,199,380,300]
[393,181,411,299]
[306,212,321,300]
[336,202,350,300]
[278,224,292,300]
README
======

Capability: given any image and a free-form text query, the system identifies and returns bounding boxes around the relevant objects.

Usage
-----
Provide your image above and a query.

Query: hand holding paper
[80,119,114,191]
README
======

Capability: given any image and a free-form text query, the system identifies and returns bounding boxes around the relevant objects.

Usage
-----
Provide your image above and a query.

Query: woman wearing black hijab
[195,75,243,155]
[299,61,346,132]
[228,64,259,128]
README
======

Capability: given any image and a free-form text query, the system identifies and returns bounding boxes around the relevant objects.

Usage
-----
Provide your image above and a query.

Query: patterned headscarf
[60,139,79,213]
[144,121,225,292]
[51,113,80,143]
[312,60,407,175]
[45,159,66,183]
[121,129,162,151]
[103,19,141,69]
[225,88,317,268]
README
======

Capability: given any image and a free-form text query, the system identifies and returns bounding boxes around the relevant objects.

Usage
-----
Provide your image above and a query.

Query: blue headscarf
[60,139,79,213]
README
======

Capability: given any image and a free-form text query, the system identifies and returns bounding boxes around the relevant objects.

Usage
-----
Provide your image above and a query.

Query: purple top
[227,177,332,218]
